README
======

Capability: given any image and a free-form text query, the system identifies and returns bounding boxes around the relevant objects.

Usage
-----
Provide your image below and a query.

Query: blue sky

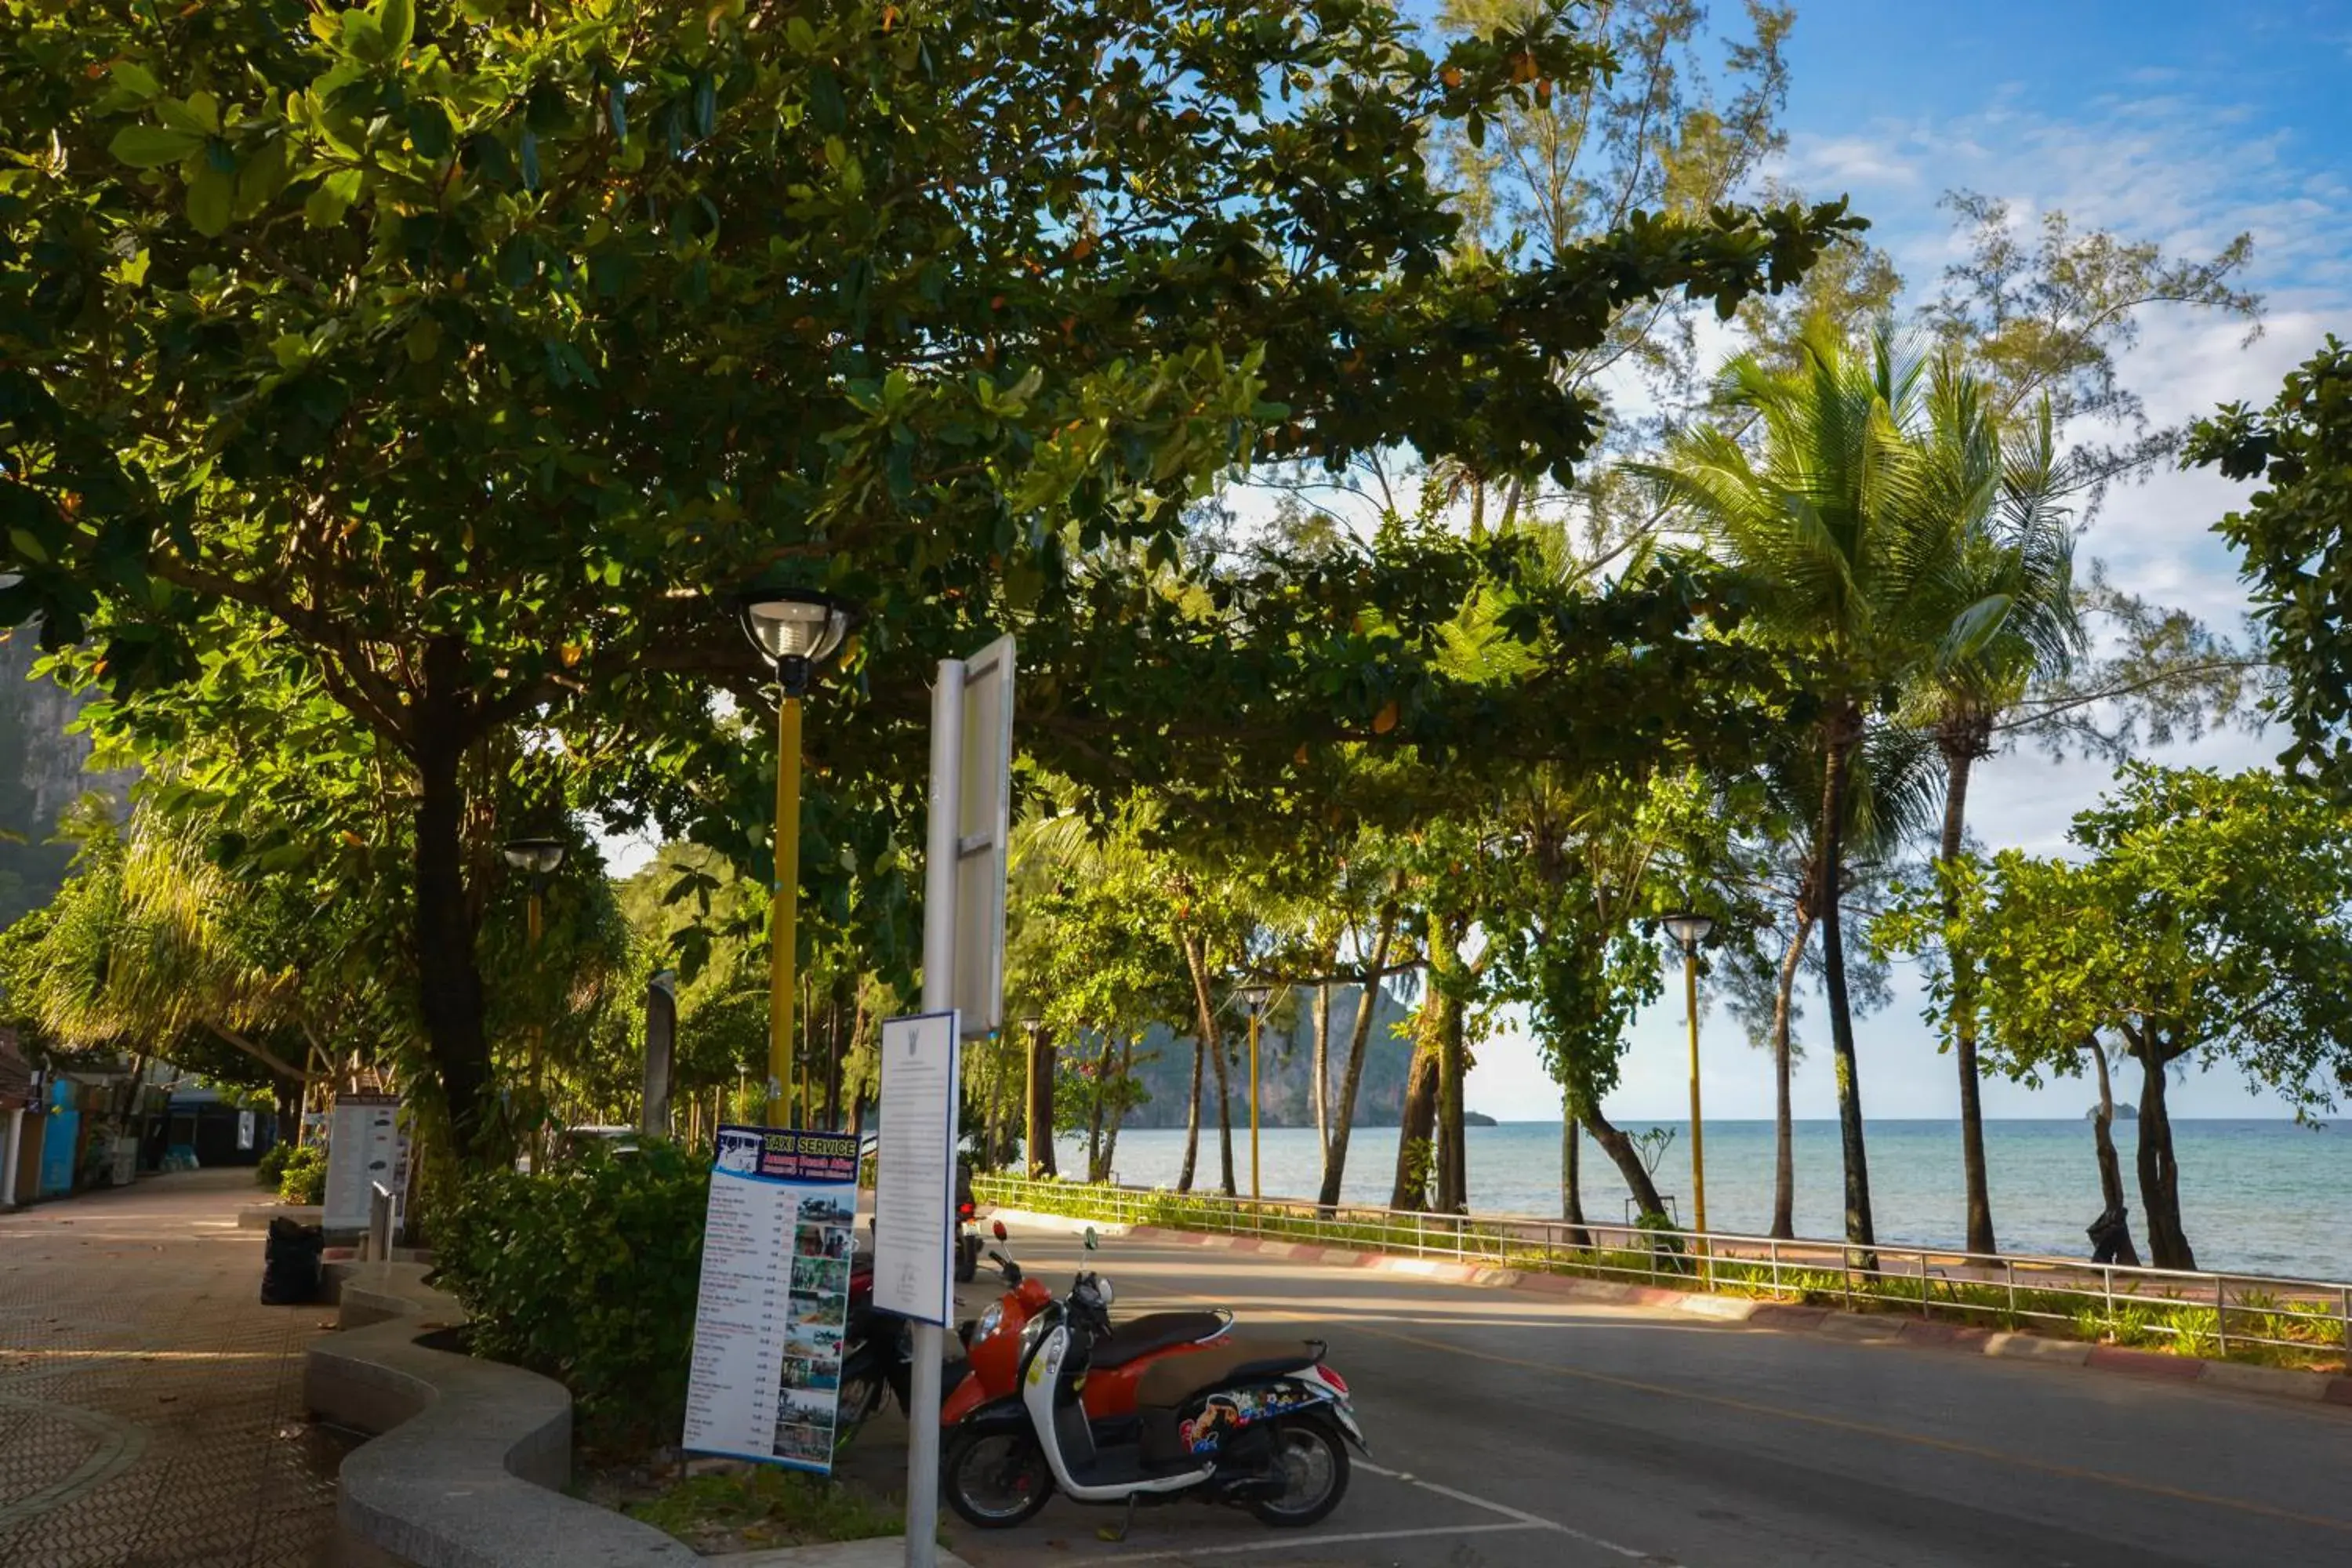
[1465,0,2352,1122]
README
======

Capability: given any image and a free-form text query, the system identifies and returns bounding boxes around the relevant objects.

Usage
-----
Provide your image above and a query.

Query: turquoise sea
[1052,1120,2351,1281]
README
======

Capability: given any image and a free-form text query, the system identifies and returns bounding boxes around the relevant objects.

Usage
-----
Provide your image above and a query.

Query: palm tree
[1900,368,2082,1256]
[1635,321,2002,1261]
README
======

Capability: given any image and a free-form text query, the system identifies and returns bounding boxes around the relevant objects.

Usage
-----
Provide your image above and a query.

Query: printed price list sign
[683,1126,862,1472]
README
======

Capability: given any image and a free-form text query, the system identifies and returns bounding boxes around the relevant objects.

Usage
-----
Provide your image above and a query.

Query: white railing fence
[974,1174,2352,1365]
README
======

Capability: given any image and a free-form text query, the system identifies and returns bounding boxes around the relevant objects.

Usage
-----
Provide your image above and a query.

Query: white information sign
[682,1126,861,1472]
[237,1110,256,1152]
[322,1094,401,1232]
[953,636,1014,1039]
[872,1011,961,1327]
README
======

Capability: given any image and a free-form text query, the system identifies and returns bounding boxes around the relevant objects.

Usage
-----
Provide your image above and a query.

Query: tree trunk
[1768,909,1813,1240]
[1318,902,1396,1210]
[1024,1025,1058,1178]
[1087,1031,1114,1181]
[2133,1034,2194,1270]
[1559,1087,1590,1247]
[1102,1036,1131,1181]
[1430,913,1470,1214]
[1938,743,1997,1256]
[1388,1037,1439,1211]
[1581,1104,1668,1222]
[412,670,496,1164]
[1312,976,1332,1167]
[1817,713,1877,1265]
[2085,1037,2140,1266]
[1178,1029,1203,1194]
[1181,931,1237,1196]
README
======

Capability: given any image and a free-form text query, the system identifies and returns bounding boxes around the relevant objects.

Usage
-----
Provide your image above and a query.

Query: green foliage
[278,1144,328,1205]
[0,0,1853,1156]
[1876,765,2352,1117]
[256,1140,292,1189]
[2192,336,2352,786]
[434,1140,710,1439]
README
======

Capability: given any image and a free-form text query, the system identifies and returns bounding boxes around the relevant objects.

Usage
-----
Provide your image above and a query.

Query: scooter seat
[1134,1337,1324,1410]
[1087,1312,1231,1371]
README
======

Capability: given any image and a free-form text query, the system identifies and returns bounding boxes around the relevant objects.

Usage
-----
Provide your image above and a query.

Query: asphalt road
[897,1225,2352,1568]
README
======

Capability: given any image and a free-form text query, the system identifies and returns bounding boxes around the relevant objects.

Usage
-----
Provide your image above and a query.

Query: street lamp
[501,837,567,1163]
[1660,911,1715,1260]
[734,587,858,1124]
[1236,985,1272,1203]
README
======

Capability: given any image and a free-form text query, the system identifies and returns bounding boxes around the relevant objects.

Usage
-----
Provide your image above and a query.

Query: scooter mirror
[992,1219,1007,1241]
[1083,1226,1098,1251]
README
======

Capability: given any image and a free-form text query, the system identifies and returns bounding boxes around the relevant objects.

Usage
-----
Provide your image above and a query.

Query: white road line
[1356,1457,1675,1563]
[1069,1521,1542,1564]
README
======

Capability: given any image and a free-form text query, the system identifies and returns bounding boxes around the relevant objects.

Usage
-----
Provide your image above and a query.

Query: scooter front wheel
[1247,1415,1351,1527]
[942,1428,1056,1528]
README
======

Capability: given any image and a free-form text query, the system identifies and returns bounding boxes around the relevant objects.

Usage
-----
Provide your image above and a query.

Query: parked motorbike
[946,1220,1230,1425]
[940,1240,1364,1532]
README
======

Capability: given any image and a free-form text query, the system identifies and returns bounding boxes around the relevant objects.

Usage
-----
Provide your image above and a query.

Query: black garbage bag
[262,1215,326,1305]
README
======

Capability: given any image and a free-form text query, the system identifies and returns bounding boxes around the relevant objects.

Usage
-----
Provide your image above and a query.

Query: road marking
[1343,1319,2352,1538]
[1069,1521,1541,1563]
[0,1396,148,1529]
[1356,1458,1668,1562]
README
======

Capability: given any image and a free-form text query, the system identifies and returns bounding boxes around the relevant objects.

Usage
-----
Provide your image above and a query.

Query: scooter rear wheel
[1247,1415,1350,1527]
[942,1428,1056,1528]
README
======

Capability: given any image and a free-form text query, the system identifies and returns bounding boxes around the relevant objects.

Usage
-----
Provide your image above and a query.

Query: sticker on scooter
[1181,1385,1323,1454]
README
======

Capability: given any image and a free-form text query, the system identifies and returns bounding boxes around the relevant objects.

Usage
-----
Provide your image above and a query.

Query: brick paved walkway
[0,1169,341,1568]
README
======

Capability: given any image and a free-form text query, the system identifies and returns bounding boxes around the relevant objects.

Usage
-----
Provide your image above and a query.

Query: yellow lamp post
[500,836,566,1166]
[1236,985,1272,1203]
[735,589,857,1127]
[1661,910,1716,1270]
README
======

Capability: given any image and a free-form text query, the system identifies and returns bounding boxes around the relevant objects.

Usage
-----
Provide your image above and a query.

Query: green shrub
[256,1142,292,1188]
[278,1144,328,1205]
[434,1139,710,1443]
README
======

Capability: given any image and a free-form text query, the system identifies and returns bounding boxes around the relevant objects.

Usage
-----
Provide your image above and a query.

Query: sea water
[1051,1120,2350,1280]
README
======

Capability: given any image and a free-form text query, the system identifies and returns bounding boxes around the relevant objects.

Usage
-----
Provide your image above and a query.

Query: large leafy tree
[1878,767,2352,1271]
[0,0,1853,1157]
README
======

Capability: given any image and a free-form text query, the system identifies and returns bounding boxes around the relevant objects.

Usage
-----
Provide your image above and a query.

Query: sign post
[899,637,1015,1568]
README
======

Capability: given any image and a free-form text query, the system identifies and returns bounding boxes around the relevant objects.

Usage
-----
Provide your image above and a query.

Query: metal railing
[973,1174,2352,1367]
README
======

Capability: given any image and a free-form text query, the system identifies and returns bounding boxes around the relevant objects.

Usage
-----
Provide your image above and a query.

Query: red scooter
[943,1221,1231,1425]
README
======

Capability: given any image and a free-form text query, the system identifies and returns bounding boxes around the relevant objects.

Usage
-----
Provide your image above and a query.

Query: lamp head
[735,587,857,698]
[500,837,567,877]
[1236,985,1272,1015]
[1661,911,1715,951]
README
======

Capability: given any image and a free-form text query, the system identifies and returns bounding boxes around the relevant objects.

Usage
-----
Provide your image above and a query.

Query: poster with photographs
[681,1125,862,1473]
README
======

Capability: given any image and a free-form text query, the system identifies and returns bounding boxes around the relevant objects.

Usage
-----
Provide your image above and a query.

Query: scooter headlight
[976,1302,1004,1341]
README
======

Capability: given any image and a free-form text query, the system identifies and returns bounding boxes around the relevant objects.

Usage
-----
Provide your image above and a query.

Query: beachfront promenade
[936,1227,2352,1568]
[0,1170,339,1567]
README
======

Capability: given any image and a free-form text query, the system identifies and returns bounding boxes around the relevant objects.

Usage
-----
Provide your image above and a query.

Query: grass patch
[622,1468,907,1554]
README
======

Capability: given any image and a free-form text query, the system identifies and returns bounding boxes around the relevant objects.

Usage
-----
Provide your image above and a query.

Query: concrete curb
[304,1261,701,1568]
[1113,1223,2352,1413]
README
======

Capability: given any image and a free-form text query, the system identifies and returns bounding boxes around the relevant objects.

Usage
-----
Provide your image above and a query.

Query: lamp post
[500,837,566,1164]
[1661,911,1715,1259]
[1236,985,1272,1203]
[735,588,857,1124]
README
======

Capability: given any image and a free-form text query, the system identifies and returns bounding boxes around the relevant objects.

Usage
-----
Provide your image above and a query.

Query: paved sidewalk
[0,1168,341,1568]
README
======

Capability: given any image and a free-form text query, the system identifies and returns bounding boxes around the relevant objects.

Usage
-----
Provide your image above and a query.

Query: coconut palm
[1634,321,2006,1261]
[1900,368,2082,1255]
